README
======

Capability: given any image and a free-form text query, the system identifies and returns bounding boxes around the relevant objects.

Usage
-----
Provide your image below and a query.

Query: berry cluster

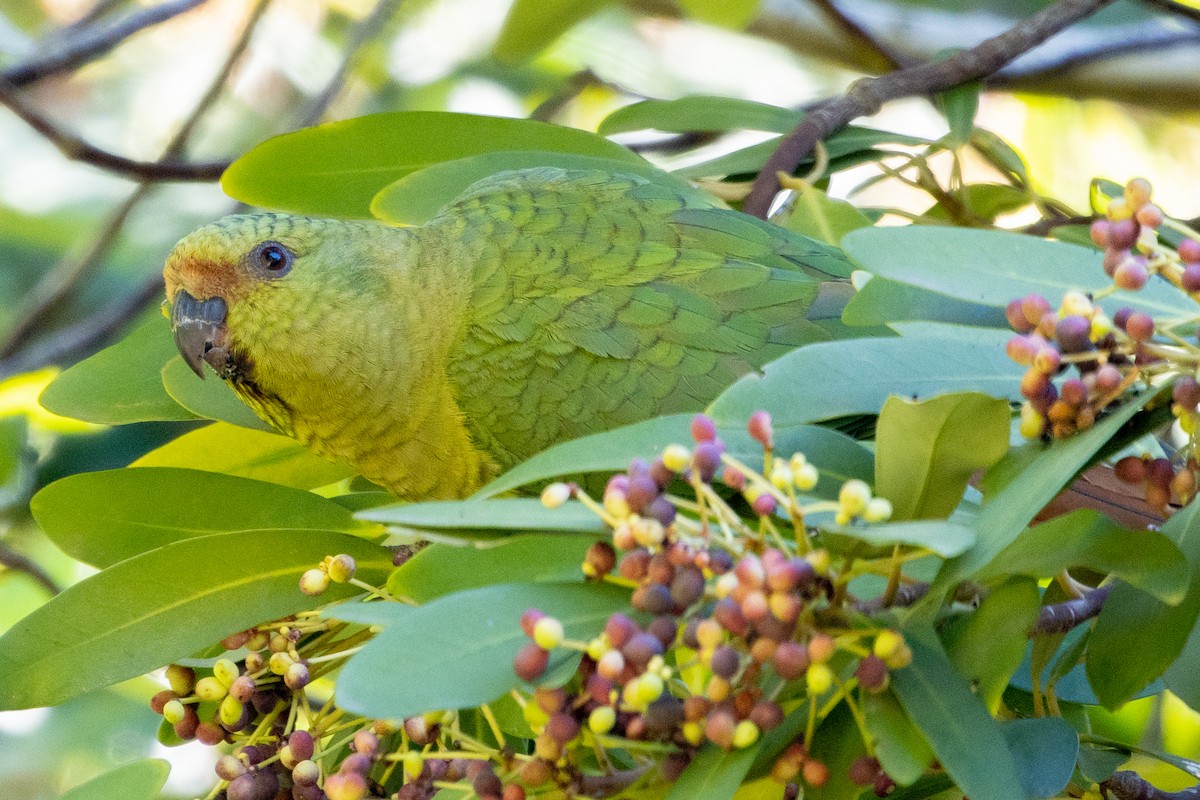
[516,412,912,796]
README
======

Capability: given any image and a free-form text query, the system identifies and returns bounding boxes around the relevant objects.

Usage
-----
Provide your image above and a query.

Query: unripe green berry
[838,479,871,517]
[213,658,240,688]
[269,652,294,675]
[402,750,424,779]
[165,664,195,695]
[661,444,691,472]
[732,720,760,749]
[292,760,320,786]
[532,616,564,650]
[162,699,186,724]
[588,705,616,734]
[299,568,330,596]
[194,676,227,702]
[218,694,245,727]
[540,482,572,509]
[806,663,834,695]
[327,554,357,584]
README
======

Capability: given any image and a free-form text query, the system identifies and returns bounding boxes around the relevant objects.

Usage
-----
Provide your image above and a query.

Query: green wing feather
[426,167,852,466]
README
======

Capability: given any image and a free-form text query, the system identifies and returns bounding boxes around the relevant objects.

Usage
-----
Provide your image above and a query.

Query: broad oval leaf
[161,357,273,431]
[820,521,975,558]
[38,315,195,424]
[1001,717,1078,799]
[0,530,391,709]
[387,535,593,603]
[132,422,356,489]
[709,326,1021,432]
[335,582,630,719]
[599,96,799,136]
[977,509,1188,604]
[842,274,1009,329]
[32,467,377,568]
[370,151,703,226]
[863,692,934,785]
[59,758,170,800]
[222,112,640,218]
[361,498,606,539]
[875,392,1010,521]
[667,742,758,800]
[841,227,1194,322]
[492,0,613,63]
[891,632,1025,800]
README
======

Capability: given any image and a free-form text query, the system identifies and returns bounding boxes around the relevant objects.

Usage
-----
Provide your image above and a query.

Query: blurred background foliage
[1,0,1199,797]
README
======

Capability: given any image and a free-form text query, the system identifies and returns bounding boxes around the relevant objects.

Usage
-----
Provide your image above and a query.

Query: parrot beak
[170,289,228,379]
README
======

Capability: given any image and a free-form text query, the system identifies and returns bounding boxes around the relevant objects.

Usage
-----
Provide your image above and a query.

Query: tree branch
[808,0,913,71]
[1103,771,1200,800]
[742,0,1121,218]
[2,0,209,87]
[1031,584,1111,636]
[0,541,62,596]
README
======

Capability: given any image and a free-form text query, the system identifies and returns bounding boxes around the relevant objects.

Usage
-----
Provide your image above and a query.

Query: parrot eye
[251,241,293,277]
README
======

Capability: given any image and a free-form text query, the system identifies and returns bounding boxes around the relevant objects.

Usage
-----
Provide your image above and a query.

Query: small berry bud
[732,720,760,749]
[540,482,572,508]
[691,414,717,442]
[514,643,550,682]
[532,616,565,650]
[327,554,357,583]
[806,663,834,695]
[748,411,773,448]
[589,705,616,734]
[662,444,691,473]
[838,479,871,518]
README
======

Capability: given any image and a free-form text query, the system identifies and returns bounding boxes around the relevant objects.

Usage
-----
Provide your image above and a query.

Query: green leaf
[820,521,974,558]
[0,415,30,510]
[925,388,1159,610]
[492,0,613,63]
[970,129,1028,183]
[362,498,606,539]
[0,530,391,709]
[59,759,170,800]
[940,577,1040,709]
[709,326,1021,434]
[923,183,1032,224]
[842,275,1009,329]
[1077,742,1129,783]
[370,151,701,226]
[473,415,872,499]
[1166,622,1200,713]
[387,535,593,602]
[875,392,1009,521]
[335,582,629,718]
[936,80,980,148]
[805,701,870,800]
[667,742,758,800]
[841,227,1194,322]
[598,96,799,136]
[1001,717,1078,799]
[673,128,927,180]
[1091,496,1200,709]
[676,0,762,28]
[31,467,376,568]
[222,112,639,218]
[776,184,872,246]
[38,315,196,424]
[977,509,1188,604]
[132,422,356,489]
[864,691,934,786]
[891,632,1025,800]
[160,358,273,431]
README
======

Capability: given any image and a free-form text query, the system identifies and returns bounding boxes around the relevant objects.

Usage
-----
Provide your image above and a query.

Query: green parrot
[164,167,852,499]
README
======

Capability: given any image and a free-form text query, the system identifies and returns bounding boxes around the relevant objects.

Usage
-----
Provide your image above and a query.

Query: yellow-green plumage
[163,168,852,499]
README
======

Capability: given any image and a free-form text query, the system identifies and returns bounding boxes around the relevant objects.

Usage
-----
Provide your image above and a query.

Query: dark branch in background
[0,79,230,181]
[0,542,62,596]
[1103,771,1200,800]
[1140,0,1200,25]
[0,0,271,366]
[809,0,912,71]
[1031,584,1111,635]
[2,0,209,87]
[742,0,1122,218]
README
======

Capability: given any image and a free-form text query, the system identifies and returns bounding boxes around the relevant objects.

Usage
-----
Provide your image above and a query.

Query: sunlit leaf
[493,0,614,62]
[59,759,170,800]
[599,96,798,136]
[160,357,273,431]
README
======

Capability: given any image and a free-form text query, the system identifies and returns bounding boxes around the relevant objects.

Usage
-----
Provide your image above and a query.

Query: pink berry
[1113,256,1149,290]
[747,411,773,449]
[1179,239,1200,264]
[690,414,717,443]
[1089,219,1110,248]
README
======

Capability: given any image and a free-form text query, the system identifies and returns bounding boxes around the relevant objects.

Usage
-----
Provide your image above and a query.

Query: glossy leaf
[926,388,1159,609]
[864,691,935,785]
[977,509,1188,604]
[132,422,356,489]
[59,759,170,800]
[941,577,1040,709]
[875,392,1009,521]
[1091,497,1200,708]
[361,498,606,538]
[387,535,593,602]
[31,467,376,568]
[892,632,1024,800]
[599,96,798,136]
[1001,717,1078,798]
[38,315,196,424]
[820,520,974,558]
[0,530,391,709]
[335,582,630,719]
[492,0,613,62]
[937,80,980,148]
[371,151,701,226]
[160,357,273,431]
[667,742,758,800]
[842,275,1008,329]
[842,227,1193,321]
[710,325,1020,433]
[222,112,639,218]
[777,183,872,246]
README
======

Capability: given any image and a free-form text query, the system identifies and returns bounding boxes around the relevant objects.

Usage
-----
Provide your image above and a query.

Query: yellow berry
[662,444,691,472]
[588,706,616,735]
[682,721,705,746]
[864,497,893,522]
[523,700,549,730]
[733,720,760,749]
[213,658,240,688]
[793,463,819,491]
[838,479,871,517]
[873,629,905,662]
[195,676,227,702]
[219,694,244,726]
[541,482,572,509]
[806,663,834,696]
[533,617,565,650]
[162,699,186,724]
[402,751,424,779]
[1059,290,1094,318]
[1019,403,1046,439]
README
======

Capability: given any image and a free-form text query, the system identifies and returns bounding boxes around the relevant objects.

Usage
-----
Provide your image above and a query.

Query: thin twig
[2,0,209,87]
[1102,771,1200,800]
[0,0,270,363]
[808,0,911,71]
[0,542,62,596]
[1031,584,1112,635]
[742,0,1121,218]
